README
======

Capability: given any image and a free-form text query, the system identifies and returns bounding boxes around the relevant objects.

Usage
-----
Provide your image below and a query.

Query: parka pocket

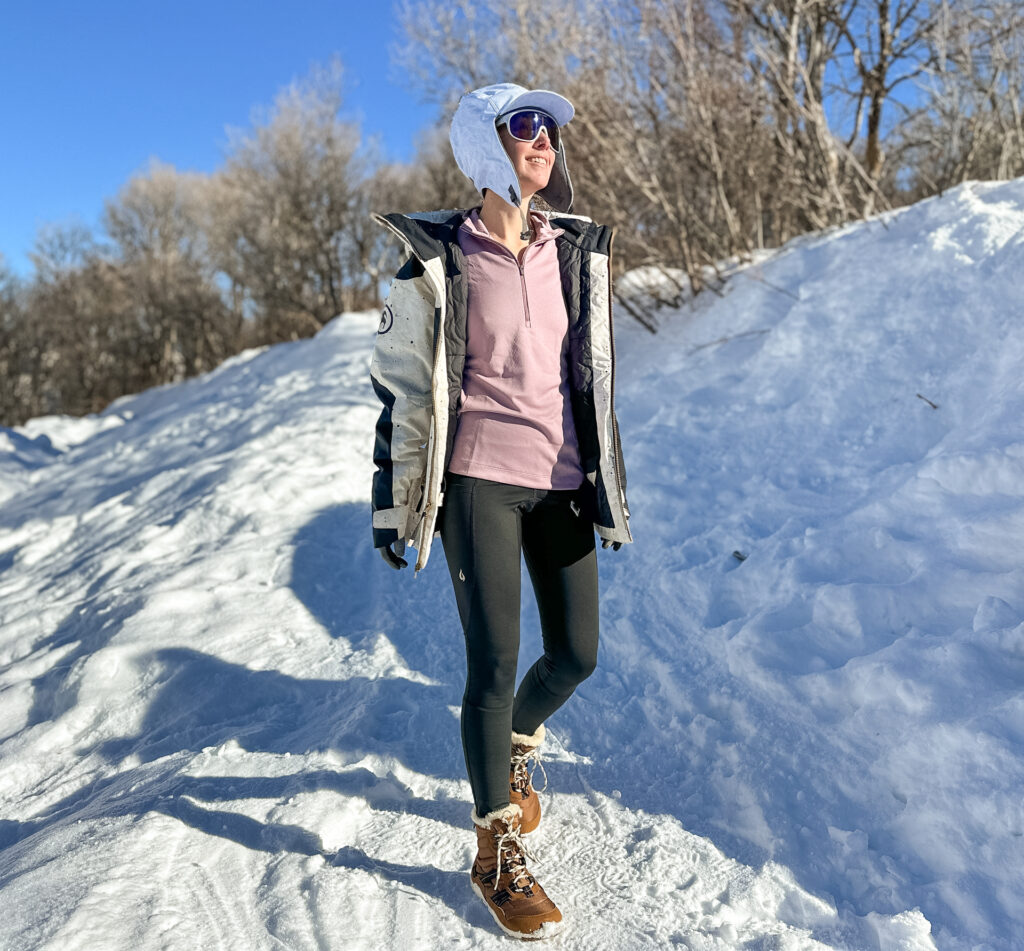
[573,477,601,523]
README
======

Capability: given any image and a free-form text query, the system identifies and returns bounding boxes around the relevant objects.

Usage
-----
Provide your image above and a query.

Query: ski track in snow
[2,180,1023,950]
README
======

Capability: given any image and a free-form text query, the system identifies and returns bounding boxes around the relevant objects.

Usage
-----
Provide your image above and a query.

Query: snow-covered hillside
[1,180,1022,951]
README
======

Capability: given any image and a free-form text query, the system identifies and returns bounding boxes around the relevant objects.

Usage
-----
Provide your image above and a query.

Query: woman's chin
[520,170,553,193]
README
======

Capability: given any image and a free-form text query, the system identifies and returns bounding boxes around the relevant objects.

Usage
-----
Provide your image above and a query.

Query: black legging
[438,470,599,817]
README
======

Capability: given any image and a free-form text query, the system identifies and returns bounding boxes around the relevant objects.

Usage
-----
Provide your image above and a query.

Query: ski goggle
[496,109,561,152]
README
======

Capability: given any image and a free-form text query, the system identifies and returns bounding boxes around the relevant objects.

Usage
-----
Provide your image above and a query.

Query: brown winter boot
[509,725,547,834]
[470,803,563,940]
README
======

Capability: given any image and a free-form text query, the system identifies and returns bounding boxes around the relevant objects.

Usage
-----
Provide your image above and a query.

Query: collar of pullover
[460,206,564,251]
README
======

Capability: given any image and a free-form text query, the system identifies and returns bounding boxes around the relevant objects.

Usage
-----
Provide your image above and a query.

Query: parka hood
[449,82,575,213]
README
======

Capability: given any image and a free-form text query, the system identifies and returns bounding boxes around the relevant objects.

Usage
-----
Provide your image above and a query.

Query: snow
[2,179,1023,950]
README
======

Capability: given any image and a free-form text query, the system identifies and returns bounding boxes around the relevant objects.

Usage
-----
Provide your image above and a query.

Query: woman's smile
[519,147,553,182]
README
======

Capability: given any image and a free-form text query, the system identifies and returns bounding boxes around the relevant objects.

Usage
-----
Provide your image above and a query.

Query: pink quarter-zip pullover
[446,207,584,489]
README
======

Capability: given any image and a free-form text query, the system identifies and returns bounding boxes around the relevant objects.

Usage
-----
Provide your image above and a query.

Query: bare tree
[206,56,376,342]
[9,193,234,424]
[728,0,857,231]
[394,0,786,294]
[360,125,482,304]
[393,124,480,213]
[901,0,1024,193]
[0,256,29,424]
[104,160,238,381]
[393,0,602,107]
[22,229,139,418]
[2,57,395,422]
[827,0,937,212]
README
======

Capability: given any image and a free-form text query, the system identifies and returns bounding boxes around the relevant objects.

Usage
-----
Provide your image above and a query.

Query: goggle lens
[499,110,561,151]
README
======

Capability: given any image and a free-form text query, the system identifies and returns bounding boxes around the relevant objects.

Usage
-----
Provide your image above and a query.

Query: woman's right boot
[509,724,547,834]
[470,803,563,940]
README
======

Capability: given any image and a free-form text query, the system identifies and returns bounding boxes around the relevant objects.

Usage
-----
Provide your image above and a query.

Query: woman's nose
[533,130,551,149]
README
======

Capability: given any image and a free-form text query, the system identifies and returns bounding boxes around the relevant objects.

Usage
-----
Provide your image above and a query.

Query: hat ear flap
[537,138,573,213]
[494,121,522,208]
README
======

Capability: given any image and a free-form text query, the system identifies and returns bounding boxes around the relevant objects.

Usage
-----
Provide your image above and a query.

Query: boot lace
[493,821,537,893]
[511,743,548,795]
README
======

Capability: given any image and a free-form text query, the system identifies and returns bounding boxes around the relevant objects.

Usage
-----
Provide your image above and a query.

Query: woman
[369,82,632,940]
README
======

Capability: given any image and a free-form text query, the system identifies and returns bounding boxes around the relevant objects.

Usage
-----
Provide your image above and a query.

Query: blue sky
[0,1,437,276]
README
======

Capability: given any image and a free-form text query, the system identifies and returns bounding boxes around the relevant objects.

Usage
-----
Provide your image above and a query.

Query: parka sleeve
[369,255,437,551]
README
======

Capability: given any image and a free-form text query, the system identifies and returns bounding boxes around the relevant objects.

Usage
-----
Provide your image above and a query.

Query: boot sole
[470,880,565,941]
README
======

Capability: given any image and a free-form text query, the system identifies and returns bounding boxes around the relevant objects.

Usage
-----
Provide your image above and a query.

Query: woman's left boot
[510,724,547,834]
[470,803,563,939]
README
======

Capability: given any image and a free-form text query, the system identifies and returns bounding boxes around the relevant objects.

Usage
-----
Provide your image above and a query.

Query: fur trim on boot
[511,723,545,747]
[471,802,522,829]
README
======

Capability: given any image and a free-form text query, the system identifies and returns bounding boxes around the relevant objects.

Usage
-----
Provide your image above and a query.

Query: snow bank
[2,182,1022,949]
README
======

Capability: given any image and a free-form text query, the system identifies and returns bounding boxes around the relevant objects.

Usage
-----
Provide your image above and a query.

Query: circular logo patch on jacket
[378,305,394,335]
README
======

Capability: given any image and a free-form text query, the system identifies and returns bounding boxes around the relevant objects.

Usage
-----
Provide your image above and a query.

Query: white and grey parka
[369,207,632,575]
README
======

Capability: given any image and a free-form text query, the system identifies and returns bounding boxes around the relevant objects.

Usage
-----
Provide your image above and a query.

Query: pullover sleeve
[369,255,437,551]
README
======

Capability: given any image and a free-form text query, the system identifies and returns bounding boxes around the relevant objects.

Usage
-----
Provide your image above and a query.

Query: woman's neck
[479,190,534,256]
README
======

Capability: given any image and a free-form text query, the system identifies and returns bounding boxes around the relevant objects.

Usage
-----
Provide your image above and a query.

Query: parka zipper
[606,229,633,542]
[420,300,444,522]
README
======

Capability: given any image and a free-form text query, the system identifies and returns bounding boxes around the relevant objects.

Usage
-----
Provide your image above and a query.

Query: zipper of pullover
[518,259,531,327]
[471,230,535,328]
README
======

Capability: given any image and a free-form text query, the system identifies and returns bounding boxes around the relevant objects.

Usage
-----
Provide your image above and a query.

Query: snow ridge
[2,180,1023,950]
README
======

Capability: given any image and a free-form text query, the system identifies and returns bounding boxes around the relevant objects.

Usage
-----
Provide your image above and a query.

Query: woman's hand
[378,544,409,569]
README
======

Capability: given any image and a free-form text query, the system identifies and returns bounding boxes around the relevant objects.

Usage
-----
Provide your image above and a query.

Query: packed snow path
[2,180,1023,950]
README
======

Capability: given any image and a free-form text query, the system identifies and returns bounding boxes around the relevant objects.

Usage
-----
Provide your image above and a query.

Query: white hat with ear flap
[449,82,575,213]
